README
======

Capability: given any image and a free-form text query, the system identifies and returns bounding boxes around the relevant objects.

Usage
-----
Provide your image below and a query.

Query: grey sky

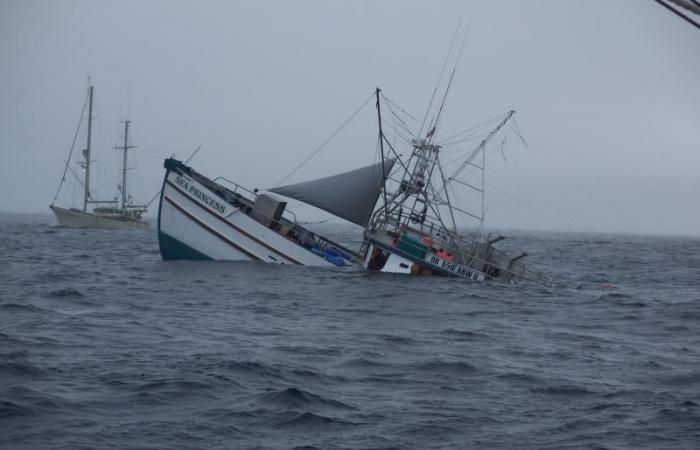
[1,0,698,236]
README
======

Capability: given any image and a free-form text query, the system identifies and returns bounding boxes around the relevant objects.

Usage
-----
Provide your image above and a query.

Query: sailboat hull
[50,205,149,229]
[157,160,342,266]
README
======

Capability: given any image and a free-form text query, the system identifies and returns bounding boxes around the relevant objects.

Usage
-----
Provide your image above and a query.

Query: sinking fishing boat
[156,157,383,265]
[361,91,534,281]
[158,83,547,283]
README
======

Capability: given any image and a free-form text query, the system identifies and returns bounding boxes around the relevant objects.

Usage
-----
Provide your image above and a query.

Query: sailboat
[50,82,149,229]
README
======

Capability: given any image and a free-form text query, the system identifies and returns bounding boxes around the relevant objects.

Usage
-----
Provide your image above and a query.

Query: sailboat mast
[121,120,130,210]
[114,120,137,210]
[83,84,94,213]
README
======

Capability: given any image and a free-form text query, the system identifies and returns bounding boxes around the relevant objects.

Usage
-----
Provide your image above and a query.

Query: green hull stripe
[371,239,463,278]
[158,231,212,261]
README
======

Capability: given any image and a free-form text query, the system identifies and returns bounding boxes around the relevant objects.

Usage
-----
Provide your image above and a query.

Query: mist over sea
[1,213,698,449]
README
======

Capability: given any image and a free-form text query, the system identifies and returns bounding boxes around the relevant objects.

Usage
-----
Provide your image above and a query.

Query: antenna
[419,20,463,138]
[425,30,468,143]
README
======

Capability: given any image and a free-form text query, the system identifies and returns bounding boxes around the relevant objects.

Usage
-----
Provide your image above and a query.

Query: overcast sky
[1,0,698,236]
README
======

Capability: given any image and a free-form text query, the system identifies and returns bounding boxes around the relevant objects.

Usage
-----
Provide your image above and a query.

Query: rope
[512,117,529,149]
[441,130,494,151]
[274,91,375,187]
[382,93,416,121]
[52,92,89,202]
[428,36,466,141]
[381,119,413,145]
[67,161,86,191]
[439,112,507,146]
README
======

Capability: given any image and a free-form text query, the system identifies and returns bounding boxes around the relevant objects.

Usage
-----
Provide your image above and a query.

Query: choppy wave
[45,287,85,298]
[258,387,355,411]
[275,411,355,428]
[1,214,699,449]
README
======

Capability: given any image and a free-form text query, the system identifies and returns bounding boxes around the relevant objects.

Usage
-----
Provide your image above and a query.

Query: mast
[115,120,136,210]
[481,132,485,235]
[375,88,389,217]
[83,84,94,212]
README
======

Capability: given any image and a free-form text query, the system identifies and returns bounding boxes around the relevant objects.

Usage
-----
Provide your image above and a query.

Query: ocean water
[1,213,698,449]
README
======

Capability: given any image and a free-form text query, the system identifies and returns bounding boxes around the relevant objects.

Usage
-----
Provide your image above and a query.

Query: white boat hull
[363,239,486,280]
[157,166,336,266]
[50,205,149,229]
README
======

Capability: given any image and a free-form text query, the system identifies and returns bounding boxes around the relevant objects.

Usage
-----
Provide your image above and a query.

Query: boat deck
[163,158,358,263]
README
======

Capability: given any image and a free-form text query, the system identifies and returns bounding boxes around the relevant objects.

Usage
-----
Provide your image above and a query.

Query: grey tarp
[269,159,395,227]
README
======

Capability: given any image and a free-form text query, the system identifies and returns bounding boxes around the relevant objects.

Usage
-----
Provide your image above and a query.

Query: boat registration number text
[429,255,482,280]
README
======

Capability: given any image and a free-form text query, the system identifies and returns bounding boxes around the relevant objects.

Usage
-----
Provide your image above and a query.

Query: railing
[368,211,556,285]
[170,160,355,259]
[213,176,258,197]
[369,210,458,252]
[212,176,302,226]
[204,174,357,260]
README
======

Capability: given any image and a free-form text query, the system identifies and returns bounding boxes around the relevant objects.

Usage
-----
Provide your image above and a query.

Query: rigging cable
[382,97,415,138]
[441,129,497,151]
[381,119,413,145]
[382,93,417,121]
[382,94,417,139]
[438,112,509,146]
[427,34,468,142]
[445,123,520,181]
[381,133,411,175]
[419,19,463,137]
[67,161,86,191]
[381,95,415,154]
[511,117,529,149]
[274,91,375,187]
[52,92,89,203]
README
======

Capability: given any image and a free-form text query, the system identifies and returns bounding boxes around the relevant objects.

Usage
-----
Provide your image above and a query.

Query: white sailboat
[50,82,148,229]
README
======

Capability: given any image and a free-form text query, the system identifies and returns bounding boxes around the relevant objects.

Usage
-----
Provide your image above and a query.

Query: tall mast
[375,88,389,217]
[115,120,136,210]
[83,84,94,212]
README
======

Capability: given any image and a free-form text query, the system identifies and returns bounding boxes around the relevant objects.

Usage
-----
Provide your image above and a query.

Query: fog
[1,0,698,236]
